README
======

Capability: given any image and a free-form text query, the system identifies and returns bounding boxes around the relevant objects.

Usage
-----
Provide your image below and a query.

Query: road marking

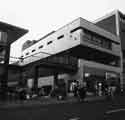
[106,108,125,114]
[69,117,80,120]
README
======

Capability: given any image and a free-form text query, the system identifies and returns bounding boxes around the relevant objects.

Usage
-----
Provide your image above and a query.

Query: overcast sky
[1,0,124,58]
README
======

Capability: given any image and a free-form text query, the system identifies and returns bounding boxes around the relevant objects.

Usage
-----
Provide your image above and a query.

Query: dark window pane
[57,35,64,40]
[32,49,36,52]
[47,41,53,45]
[39,45,43,49]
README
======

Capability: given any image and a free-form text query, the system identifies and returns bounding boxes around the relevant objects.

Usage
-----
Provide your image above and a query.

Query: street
[0,95,125,120]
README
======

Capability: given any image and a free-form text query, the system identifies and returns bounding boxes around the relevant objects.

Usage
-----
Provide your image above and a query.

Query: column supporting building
[0,45,10,101]
[33,66,39,93]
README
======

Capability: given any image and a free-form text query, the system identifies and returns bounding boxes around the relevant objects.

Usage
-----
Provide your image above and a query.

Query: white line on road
[106,108,125,114]
[69,117,80,120]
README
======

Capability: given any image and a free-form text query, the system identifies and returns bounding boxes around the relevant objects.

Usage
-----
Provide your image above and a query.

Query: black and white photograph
[0,0,125,119]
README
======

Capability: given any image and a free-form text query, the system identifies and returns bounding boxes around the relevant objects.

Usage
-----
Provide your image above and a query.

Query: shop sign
[106,72,117,79]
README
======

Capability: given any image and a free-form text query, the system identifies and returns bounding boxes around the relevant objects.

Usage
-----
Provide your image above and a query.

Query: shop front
[83,66,120,96]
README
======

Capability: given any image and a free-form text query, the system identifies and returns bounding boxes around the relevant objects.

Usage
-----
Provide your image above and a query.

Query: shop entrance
[84,74,106,96]
[84,66,120,96]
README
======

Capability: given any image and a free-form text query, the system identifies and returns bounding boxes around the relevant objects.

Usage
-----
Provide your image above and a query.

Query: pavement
[0,94,106,109]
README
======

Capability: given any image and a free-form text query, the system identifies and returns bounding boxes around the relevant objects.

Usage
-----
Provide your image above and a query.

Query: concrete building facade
[94,10,125,88]
[0,22,28,100]
[20,17,122,93]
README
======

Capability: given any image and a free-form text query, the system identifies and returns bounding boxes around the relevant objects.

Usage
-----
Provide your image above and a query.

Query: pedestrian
[106,86,115,101]
[70,81,78,97]
[74,81,79,97]
[77,83,86,102]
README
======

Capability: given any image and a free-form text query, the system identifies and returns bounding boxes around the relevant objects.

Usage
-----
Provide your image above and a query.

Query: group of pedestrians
[70,80,122,102]
[70,81,87,102]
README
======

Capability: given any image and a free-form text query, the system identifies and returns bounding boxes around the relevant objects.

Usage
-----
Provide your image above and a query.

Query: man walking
[77,82,86,102]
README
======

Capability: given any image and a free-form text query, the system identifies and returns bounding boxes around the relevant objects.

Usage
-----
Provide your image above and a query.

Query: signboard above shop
[105,72,117,80]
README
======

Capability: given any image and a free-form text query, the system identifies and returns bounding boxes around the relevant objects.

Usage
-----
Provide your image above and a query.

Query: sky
[0,0,125,60]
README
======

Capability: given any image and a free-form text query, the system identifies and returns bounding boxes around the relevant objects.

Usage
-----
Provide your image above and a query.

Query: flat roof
[0,21,28,44]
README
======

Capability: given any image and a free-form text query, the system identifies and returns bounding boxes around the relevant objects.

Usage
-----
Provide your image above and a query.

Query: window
[39,45,43,49]
[0,31,7,43]
[92,36,102,46]
[57,35,64,40]
[101,39,112,50]
[70,27,82,33]
[47,41,53,45]
[74,37,77,40]
[26,52,29,55]
[83,29,92,41]
[83,29,112,50]
[32,49,36,52]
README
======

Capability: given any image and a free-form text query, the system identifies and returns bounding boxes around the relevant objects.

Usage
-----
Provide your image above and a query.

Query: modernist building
[0,21,28,100]
[19,17,121,93]
[94,10,125,88]
[22,40,37,51]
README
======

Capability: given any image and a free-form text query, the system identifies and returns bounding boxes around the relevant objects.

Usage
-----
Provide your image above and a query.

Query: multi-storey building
[22,40,37,51]
[0,21,28,100]
[94,10,125,89]
[20,17,121,92]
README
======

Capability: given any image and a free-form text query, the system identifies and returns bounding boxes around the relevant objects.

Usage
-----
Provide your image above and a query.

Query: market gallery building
[0,22,28,99]
[94,10,125,88]
[20,17,122,92]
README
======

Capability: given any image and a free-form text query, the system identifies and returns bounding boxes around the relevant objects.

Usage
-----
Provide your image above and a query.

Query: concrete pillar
[33,66,39,93]
[53,73,58,88]
[0,45,10,101]
[116,11,124,91]
[18,68,24,86]
[77,59,84,85]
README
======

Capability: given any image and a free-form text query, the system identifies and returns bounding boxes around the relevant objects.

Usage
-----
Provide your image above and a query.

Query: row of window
[23,27,83,57]
[43,54,78,66]
[83,29,112,50]
[23,34,65,57]
[70,27,118,51]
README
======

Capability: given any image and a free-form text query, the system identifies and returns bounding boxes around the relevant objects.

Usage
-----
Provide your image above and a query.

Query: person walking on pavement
[107,85,115,101]
[77,82,86,102]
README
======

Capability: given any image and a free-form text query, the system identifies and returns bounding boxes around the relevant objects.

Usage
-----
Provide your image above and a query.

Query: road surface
[0,95,125,120]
